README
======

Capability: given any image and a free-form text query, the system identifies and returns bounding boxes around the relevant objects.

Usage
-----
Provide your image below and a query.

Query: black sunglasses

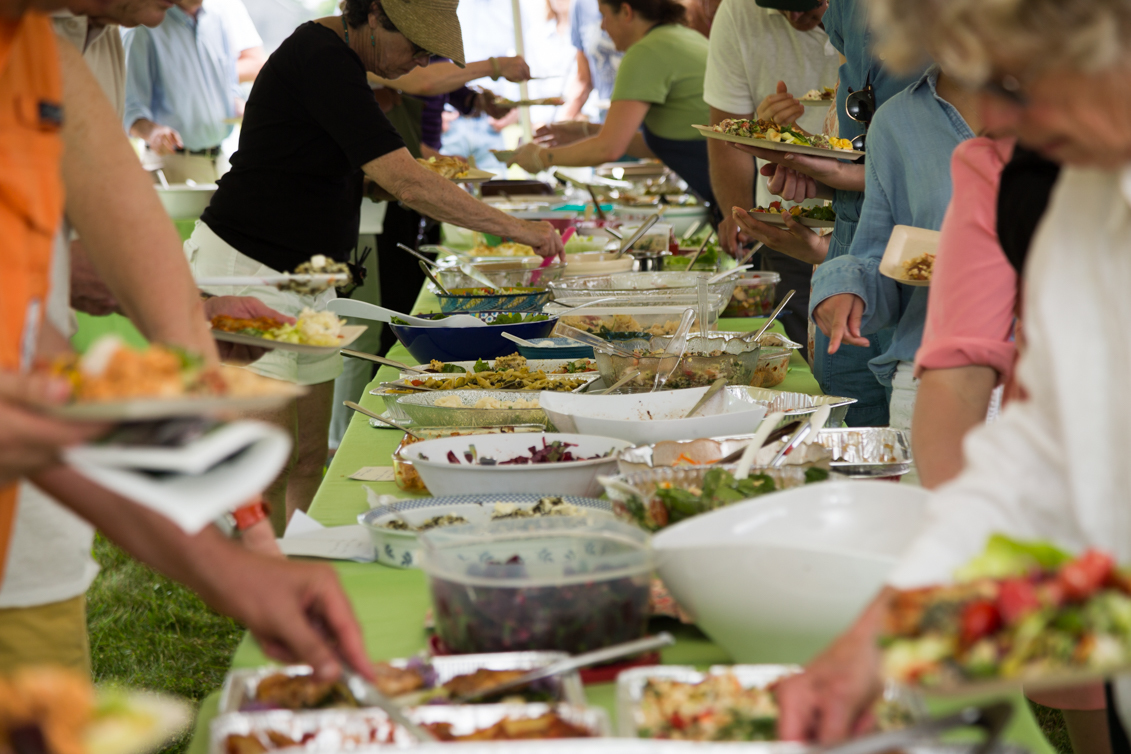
[844,73,874,152]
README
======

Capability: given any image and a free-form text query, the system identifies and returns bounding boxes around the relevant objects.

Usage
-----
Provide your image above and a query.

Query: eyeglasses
[982,73,1028,107]
[844,73,874,152]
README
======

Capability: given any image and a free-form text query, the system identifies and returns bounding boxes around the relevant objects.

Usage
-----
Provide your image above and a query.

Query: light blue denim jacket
[810,66,974,387]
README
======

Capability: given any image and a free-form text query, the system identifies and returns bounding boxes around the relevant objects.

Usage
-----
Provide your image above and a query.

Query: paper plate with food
[880,225,940,287]
[211,307,365,354]
[882,535,1131,694]
[694,118,861,158]
[744,202,837,229]
[417,155,495,182]
[799,86,836,104]
[47,336,303,421]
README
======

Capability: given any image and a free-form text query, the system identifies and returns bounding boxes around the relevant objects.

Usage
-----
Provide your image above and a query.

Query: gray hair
[869,0,1131,83]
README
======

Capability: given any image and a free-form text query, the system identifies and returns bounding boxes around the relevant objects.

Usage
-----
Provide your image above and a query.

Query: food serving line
[184,274,1054,754]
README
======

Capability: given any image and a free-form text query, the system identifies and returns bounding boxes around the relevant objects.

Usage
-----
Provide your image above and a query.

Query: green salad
[391,313,549,326]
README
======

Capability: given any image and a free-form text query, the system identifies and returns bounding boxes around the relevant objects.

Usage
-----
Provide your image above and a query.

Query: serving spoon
[342,350,429,375]
[745,289,797,344]
[342,400,422,439]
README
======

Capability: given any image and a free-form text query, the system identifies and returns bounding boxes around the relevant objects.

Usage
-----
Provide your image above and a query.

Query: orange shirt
[0,12,64,584]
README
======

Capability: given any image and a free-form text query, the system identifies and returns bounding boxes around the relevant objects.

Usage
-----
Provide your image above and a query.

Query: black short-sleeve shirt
[202,22,405,272]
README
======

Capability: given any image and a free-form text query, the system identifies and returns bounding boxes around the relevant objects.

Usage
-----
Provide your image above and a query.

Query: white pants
[889,360,918,432]
[184,221,342,385]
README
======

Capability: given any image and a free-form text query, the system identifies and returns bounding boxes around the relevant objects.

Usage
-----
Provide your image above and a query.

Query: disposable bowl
[421,516,652,654]
[653,481,929,663]
[400,432,633,497]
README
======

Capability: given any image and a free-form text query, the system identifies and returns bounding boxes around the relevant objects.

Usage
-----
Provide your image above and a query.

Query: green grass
[84,536,1077,754]
[87,534,244,754]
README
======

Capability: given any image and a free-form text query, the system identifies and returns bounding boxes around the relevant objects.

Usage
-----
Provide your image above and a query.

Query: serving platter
[692,124,864,159]
[211,324,367,354]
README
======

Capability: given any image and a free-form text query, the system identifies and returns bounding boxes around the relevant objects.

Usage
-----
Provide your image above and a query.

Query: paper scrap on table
[365,486,404,511]
[277,510,375,562]
[349,466,397,482]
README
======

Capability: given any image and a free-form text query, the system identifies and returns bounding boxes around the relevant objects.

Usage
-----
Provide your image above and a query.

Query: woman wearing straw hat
[184,0,564,530]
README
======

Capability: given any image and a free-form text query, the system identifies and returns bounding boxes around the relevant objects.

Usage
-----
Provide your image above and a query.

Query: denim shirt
[822,0,926,259]
[810,66,975,386]
[123,2,240,151]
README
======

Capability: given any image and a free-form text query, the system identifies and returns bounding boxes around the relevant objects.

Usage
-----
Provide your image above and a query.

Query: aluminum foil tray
[616,665,927,740]
[309,743,1028,754]
[394,390,550,429]
[219,653,588,715]
[743,387,857,427]
[210,703,609,753]
[815,427,912,477]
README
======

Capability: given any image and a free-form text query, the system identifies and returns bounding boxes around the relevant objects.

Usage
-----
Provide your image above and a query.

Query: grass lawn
[84,536,1075,754]
[86,534,243,754]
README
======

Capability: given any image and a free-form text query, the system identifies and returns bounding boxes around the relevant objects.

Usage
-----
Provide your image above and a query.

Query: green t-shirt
[610,23,709,141]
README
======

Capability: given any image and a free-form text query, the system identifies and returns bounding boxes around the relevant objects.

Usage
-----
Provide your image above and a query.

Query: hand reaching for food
[509,219,565,261]
[510,142,548,173]
[533,120,592,148]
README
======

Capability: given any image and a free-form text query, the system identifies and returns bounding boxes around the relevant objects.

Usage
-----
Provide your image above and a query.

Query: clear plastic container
[752,347,792,388]
[421,517,652,655]
[593,335,762,392]
[544,304,718,340]
[722,272,781,318]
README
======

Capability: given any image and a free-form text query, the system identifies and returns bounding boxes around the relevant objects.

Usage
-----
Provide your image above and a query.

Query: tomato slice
[1059,549,1114,601]
[960,599,1001,646]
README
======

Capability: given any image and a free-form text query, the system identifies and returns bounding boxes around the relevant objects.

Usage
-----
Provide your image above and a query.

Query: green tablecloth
[185,286,1054,754]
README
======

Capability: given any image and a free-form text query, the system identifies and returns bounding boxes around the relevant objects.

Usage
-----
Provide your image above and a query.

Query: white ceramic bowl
[539,386,767,445]
[398,432,633,497]
[653,481,929,664]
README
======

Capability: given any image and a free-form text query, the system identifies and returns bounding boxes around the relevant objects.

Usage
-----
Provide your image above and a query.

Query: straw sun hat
[381,0,466,67]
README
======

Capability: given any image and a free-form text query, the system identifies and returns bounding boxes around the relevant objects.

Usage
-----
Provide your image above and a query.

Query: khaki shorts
[0,595,90,675]
[185,221,343,386]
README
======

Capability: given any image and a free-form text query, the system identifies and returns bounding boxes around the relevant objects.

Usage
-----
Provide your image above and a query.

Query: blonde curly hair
[869,0,1131,83]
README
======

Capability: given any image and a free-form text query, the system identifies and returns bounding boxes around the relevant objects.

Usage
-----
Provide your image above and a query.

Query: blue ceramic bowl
[436,287,552,313]
[389,312,558,363]
[514,337,594,360]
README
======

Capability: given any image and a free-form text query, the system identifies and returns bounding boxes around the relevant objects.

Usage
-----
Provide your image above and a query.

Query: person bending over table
[188,0,563,531]
[507,0,716,207]
[771,0,1131,750]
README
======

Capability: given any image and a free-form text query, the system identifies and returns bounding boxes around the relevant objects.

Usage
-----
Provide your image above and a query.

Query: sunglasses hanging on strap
[337,244,373,298]
[844,71,875,153]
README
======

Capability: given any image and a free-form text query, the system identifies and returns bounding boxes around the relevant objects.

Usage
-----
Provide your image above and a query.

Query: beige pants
[154,152,219,184]
[0,595,90,675]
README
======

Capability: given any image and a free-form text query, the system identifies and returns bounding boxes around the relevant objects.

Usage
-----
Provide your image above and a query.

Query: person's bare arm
[775,588,892,742]
[237,45,267,82]
[560,50,593,121]
[59,41,216,360]
[912,366,998,489]
[32,466,371,681]
[368,57,530,96]
[709,106,757,256]
[366,149,564,259]
[512,100,649,171]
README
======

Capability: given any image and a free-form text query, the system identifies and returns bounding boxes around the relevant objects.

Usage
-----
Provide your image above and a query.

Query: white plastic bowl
[398,432,633,497]
[653,481,929,664]
[155,182,217,218]
[539,386,767,445]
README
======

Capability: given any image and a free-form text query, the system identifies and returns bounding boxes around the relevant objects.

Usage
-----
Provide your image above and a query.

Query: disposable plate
[692,124,863,159]
[211,324,367,354]
[879,225,940,287]
[49,386,305,422]
[743,210,836,229]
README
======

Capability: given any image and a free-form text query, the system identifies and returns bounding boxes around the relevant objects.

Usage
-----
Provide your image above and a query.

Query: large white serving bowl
[653,481,929,664]
[399,432,633,497]
[155,182,217,218]
[539,386,767,445]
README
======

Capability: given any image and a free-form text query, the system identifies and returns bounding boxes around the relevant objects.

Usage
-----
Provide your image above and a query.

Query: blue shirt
[810,67,974,386]
[822,0,925,258]
[122,1,240,151]
[570,0,622,112]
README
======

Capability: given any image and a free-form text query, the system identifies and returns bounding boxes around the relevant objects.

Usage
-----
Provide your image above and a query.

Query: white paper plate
[455,168,496,183]
[50,385,304,421]
[879,225,941,287]
[212,324,366,354]
[745,210,836,229]
[799,97,834,106]
[692,124,863,159]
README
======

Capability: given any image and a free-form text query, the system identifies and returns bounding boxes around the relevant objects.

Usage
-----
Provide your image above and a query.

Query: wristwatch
[216,498,271,537]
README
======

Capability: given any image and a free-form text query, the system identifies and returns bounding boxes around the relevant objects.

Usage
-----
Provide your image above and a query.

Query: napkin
[278,511,375,562]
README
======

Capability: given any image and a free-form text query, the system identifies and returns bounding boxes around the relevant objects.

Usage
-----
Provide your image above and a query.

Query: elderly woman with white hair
[770,0,1131,749]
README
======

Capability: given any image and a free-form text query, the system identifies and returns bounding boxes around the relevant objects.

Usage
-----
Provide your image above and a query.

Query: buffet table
[184,285,1056,754]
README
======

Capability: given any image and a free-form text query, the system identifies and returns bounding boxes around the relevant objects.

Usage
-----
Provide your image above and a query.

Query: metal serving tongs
[769,404,832,468]
[613,213,662,259]
[450,633,676,704]
[814,701,1013,754]
[399,242,499,292]
[342,669,438,742]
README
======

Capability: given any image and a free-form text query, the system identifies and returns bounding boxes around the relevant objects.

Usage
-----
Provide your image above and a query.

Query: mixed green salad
[882,535,1131,688]
[391,313,549,326]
